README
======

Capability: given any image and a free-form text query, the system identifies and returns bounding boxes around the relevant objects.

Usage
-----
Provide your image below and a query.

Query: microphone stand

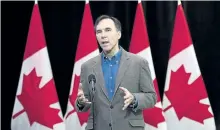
[91,81,96,130]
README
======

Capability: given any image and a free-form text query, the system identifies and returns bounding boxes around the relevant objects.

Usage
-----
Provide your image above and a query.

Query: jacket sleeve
[132,58,157,111]
[74,63,91,112]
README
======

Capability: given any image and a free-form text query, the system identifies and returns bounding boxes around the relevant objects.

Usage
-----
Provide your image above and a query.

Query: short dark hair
[94,15,122,32]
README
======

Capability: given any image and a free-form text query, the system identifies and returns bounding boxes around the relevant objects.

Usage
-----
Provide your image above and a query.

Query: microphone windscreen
[88,74,96,84]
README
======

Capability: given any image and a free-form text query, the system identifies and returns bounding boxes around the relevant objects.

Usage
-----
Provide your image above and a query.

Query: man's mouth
[102,41,109,44]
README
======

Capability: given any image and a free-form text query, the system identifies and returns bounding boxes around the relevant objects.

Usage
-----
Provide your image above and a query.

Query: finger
[119,87,128,94]
[78,94,84,99]
[77,90,83,95]
[122,103,130,110]
[124,94,130,100]
[84,98,91,104]
[77,92,83,98]
[79,93,85,99]
[78,96,85,102]
[78,89,82,94]
[84,98,89,102]
[78,83,83,90]
[77,95,83,100]
[85,101,92,104]
[123,98,133,110]
[124,98,131,105]
[78,97,88,103]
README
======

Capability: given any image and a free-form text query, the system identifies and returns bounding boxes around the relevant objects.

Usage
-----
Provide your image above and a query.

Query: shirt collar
[102,46,122,61]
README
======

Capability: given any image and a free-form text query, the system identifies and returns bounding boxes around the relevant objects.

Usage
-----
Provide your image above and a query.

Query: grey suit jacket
[75,48,157,130]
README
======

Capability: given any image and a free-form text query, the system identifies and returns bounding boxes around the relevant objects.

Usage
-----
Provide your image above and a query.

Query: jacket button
[110,105,113,109]
[109,123,112,127]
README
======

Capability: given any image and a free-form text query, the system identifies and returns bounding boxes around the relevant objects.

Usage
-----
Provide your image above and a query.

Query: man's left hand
[119,87,134,110]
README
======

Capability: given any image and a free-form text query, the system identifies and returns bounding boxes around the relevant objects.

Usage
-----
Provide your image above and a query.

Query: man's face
[95,18,121,52]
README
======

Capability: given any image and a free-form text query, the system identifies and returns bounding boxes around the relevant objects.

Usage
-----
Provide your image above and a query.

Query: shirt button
[110,77,112,79]
[110,64,112,67]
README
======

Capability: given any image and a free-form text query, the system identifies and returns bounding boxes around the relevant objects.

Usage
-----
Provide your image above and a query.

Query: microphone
[88,74,96,92]
[88,74,96,130]
[88,74,96,84]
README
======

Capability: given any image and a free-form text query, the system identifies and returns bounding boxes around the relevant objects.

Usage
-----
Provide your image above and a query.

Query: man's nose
[101,32,107,38]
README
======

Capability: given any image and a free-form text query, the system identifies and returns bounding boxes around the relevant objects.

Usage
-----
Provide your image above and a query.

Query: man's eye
[106,29,111,31]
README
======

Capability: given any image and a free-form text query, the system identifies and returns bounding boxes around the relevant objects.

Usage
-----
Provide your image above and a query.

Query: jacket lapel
[93,54,109,101]
[113,49,130,98]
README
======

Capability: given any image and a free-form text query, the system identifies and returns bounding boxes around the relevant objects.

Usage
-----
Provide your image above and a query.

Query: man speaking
[75,15,157,130]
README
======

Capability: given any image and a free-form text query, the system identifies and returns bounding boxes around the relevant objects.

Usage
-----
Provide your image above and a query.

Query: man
[75,15,157,130]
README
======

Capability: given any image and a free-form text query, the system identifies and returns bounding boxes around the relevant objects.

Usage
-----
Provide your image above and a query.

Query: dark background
[2,1,220,130]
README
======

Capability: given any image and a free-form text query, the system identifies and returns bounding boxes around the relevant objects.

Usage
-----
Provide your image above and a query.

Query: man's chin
[102,47,111,52]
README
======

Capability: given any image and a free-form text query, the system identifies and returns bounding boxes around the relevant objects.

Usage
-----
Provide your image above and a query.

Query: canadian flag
[162,1,216,130]
[129,1,168,130]
[11,4,65,130]
[64,1,99,130]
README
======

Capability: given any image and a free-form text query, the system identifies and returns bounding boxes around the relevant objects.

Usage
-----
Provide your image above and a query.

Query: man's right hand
[77,83,91,105]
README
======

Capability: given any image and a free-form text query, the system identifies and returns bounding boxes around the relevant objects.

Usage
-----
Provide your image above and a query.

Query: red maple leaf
[13,68,63,129]
[143,106,165,128]
[143,80,165,128]
[66,74,89,125]
[164,65,213,124]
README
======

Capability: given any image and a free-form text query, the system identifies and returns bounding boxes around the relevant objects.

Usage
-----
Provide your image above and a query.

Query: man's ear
[117,31,121,40]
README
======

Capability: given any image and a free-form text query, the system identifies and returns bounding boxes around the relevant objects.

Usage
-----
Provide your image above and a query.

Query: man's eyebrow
[105,27,112,30]
[96,27,111,31]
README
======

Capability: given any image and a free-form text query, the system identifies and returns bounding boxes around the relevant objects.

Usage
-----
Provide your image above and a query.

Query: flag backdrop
[64,1,99,130]
[11,4,65,130]
[129,1,168,130]
[162,1,216,130]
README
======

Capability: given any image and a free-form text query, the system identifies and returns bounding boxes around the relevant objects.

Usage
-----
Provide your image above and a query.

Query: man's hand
[77,83,91,105]
[119,87,135,110]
